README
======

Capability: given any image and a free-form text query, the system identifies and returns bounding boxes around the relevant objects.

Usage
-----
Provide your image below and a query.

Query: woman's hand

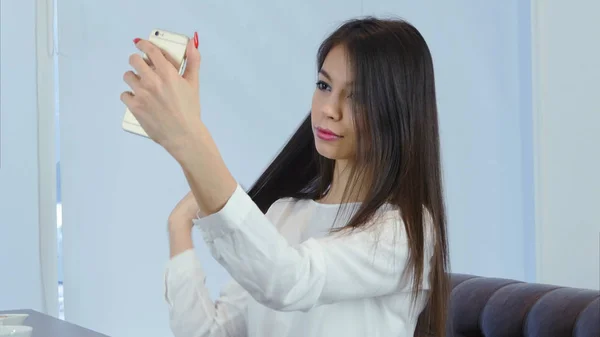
[168,191,201,232]
[167,191,201,258]
[121,32,202,156]
[122,32,237,219]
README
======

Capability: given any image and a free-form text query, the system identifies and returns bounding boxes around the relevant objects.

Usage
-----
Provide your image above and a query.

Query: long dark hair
[248,17,450,337]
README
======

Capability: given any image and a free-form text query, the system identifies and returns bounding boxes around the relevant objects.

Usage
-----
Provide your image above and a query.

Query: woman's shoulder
[266,197,310,215]
[263,197,312,230]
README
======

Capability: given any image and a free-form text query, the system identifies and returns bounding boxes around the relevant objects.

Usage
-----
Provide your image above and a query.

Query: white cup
[0,326,33,337]
[0,315,28,326]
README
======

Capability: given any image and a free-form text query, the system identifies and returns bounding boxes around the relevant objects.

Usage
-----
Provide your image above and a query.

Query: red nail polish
[133,38,141,44]
[193,32,198,49]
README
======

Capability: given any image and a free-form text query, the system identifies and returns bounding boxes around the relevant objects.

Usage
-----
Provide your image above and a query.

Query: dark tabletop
[0,309,109,337]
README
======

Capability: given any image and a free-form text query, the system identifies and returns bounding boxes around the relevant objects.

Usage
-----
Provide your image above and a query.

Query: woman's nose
[322,98,342,121]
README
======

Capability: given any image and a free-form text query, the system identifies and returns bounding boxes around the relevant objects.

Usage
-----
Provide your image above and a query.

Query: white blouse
[164,184,433,337]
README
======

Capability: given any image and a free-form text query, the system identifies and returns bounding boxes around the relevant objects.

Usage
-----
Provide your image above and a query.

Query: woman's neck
[319,159,366,204]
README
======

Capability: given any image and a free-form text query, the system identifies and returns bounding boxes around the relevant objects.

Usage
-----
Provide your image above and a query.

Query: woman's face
[311,45,356,162]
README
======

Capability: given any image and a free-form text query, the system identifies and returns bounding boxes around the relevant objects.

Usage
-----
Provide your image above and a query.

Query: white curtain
[531,0,600,290]
[58,1,361,336]
[361,0,534,281]
[0,0,54,314]
[57,0,533,336]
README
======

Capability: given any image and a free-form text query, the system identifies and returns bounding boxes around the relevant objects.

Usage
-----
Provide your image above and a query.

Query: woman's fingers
[141,54,155,69]
[129,53,154,79]
[123,71,142,93]
[120,91,136,111]
[135,39,174,77]
[182,35,201,86]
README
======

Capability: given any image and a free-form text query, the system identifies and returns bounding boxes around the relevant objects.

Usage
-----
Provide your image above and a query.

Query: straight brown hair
[248,17,450,337]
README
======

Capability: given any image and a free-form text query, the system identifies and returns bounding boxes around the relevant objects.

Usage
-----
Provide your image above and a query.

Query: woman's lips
[315,127,342,141]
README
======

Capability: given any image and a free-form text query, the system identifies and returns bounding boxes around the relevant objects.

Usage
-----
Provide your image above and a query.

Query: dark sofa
[416,273,600,337]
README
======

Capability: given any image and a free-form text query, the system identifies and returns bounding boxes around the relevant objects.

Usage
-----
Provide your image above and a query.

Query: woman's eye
[316,80,331,91]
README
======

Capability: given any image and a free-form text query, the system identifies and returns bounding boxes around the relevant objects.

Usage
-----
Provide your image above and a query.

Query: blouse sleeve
[193,184,417,313]
[164,249,249,337]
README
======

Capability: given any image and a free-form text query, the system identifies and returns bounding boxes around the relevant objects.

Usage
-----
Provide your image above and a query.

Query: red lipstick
[315,127,342,141]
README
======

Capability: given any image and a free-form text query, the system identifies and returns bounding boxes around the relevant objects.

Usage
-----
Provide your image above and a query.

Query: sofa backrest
[415,273,599,337]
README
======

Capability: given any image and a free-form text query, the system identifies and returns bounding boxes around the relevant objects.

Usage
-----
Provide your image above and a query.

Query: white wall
[364,0,534,281]
[58,1,362,336]
[0,0,44,312]
[56,1,534,336]
[532,0,600,290]
[4,0,596,334]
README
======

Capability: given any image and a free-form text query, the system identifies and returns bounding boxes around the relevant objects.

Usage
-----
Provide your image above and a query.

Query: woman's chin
[315,143,343,160]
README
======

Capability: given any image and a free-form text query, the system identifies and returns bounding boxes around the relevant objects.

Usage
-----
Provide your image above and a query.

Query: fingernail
[193,32,198,49]
[133,38,141,44]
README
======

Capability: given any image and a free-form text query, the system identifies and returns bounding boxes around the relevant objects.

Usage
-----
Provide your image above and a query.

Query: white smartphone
[122,29,190,137]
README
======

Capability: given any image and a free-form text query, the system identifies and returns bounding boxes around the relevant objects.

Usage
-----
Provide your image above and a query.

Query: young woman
[122,17,450,337]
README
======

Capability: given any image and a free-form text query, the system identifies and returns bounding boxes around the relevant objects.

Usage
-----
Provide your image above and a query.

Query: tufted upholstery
[415,273,600,337]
